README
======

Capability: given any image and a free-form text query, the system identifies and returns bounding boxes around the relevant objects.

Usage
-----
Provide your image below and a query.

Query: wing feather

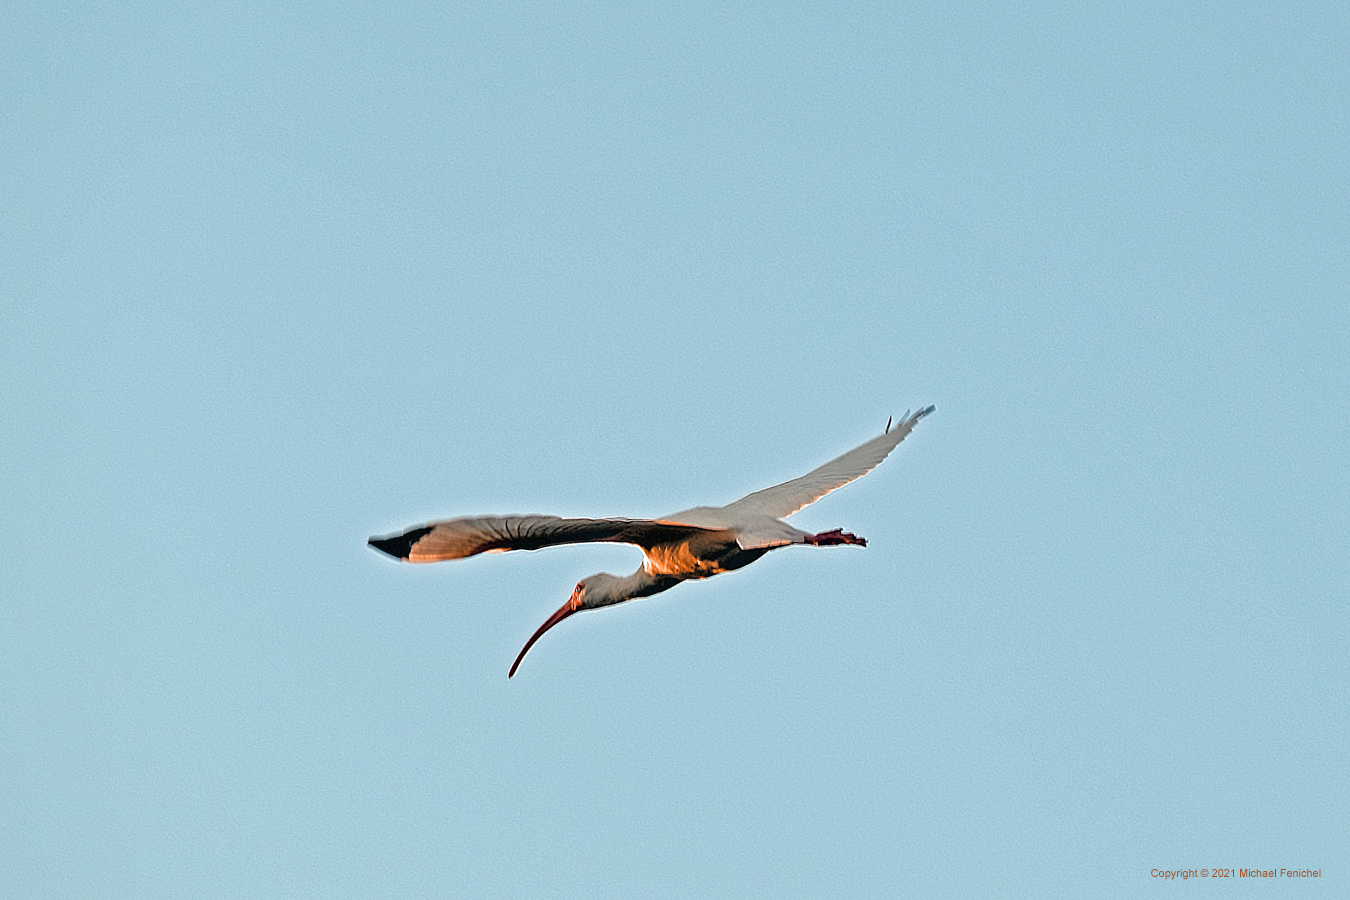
[368,515,722,563]
[723,406,935,519]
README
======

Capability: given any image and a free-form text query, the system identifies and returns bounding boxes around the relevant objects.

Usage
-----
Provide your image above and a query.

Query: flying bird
[369,406,935,677]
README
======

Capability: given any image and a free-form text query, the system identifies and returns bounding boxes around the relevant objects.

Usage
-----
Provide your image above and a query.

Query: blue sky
[3,1,1346,896]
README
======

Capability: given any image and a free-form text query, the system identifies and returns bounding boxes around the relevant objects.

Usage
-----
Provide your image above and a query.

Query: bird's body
[369,406,934,676]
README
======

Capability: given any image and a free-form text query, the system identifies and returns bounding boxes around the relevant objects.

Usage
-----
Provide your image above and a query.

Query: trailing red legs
[805,528,867,547]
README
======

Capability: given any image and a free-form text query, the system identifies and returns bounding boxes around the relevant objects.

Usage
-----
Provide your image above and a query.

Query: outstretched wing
[367,515,722,563]
[723,406,935,519]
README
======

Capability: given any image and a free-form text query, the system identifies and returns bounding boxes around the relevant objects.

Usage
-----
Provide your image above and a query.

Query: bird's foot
[806,528,867,547]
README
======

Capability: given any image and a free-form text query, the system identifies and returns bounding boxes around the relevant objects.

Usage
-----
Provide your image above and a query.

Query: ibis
[369,406,935,676]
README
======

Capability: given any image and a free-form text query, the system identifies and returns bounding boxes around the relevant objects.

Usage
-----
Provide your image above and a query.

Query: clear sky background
[3,1,1346,897]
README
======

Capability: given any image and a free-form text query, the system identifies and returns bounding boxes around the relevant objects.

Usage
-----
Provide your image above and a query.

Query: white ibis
[369,406,934,676]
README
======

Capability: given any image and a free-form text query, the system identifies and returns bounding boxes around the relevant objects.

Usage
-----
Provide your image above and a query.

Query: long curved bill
[508,589,582,678]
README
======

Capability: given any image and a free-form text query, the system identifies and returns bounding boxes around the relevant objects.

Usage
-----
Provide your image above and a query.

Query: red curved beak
[508,588,582,678]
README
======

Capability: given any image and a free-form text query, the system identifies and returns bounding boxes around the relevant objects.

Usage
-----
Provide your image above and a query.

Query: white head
[507,572,635,678]
[571,572,634,610]
[508,568,690,677]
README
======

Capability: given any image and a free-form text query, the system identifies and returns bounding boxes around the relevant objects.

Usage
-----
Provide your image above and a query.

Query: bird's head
[572,572,633,609]
[507,572,633,678]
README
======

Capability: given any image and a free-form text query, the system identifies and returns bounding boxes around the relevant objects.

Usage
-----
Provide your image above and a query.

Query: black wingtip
[367,526,434,561]
[889,406,935,434]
